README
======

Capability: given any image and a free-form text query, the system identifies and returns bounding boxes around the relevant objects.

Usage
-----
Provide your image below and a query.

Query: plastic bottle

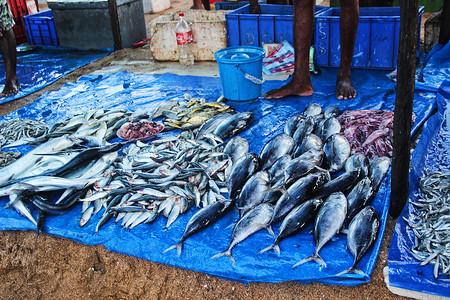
[176,12,194,66]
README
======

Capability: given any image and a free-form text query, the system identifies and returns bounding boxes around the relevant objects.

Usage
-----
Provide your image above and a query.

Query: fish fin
[292,253,327,269]
[336,266,365,276]
[265,225,275,238]
[211,249,236,265]
[258,243,281,256]
[258,244,274,255]
[225,222,236,230]
[163,242,183,257]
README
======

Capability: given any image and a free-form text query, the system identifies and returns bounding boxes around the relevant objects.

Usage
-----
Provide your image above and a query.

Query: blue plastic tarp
[0,68,437,285]
[0,47,110,105]
[387,80,450,298]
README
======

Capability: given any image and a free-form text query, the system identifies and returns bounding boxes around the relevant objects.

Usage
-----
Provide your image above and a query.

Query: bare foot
[263,81,313,99]
[336,74,356,100]
[0,79,20,97]
[190,4,204,9]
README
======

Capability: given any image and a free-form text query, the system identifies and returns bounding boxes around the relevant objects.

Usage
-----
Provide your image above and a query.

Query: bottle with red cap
[176,12,194,66]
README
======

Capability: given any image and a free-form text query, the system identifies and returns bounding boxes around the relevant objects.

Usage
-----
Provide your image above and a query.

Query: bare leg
[191,0,204,9]
[264,0,314,99]
[336,0,359,100]
[0,28,19,97]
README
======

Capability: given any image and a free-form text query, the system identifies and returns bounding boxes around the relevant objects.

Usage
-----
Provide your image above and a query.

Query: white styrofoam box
[149,10,227,61]
[143,0,170,13]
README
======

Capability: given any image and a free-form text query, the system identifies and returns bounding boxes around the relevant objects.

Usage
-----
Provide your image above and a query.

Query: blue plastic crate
[314,6,424,70]
[23,10,59,46]
[225,4,328,47]
[215,1,249,10]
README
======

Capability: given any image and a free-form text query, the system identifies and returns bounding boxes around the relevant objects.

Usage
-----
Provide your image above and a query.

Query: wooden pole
[108,0,122,50]
[390,0,420,218]
[439,0,450,45]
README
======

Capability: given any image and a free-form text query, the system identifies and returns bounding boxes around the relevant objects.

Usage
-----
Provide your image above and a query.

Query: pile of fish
[0,118,49,147]
[337,109,414,159]
[404,170,450,281]
[2,108,151,149]
[0,150,21,168]
[0,111,254,235]
[0,102,392,276]
[153,94,235,130]
[203,103,390,274]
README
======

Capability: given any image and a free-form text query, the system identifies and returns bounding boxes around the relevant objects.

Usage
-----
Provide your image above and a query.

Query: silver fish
[323,134,351,173]
[211,203,274,265]
[337,206,379,276]
[237,171,270,217]
[292,192,347,268]
[259,134,294,171]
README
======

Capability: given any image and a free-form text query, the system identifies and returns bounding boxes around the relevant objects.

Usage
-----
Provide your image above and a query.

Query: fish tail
[258,243,281,256]
[292,253,327,269]
[163,242,183,257]
[336,265,365,276]
[211,249,236,265]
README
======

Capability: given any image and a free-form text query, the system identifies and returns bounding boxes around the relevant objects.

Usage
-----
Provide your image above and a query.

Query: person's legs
[191,0,204,9]
[336,0,359,100]
[0,28,19,97]
[264,0,314,99]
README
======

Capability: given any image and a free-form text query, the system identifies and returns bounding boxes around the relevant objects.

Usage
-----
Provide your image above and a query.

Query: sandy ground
[0,1,436,299]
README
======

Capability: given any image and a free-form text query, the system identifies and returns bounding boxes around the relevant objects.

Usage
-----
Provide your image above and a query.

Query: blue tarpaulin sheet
[0,67,437,286]
[388,41,450,298]
[0,47,110,105]
[388,80,450,298]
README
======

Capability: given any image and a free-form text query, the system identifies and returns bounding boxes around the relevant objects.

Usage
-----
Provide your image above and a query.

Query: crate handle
[236,64,265,85]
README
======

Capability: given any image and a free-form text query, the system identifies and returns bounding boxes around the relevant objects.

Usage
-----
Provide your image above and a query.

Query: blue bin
[215,1,249,10]
[23,10,59,46]
[215,46,265,102]
[314,6,424,70]
[226,4,328,47]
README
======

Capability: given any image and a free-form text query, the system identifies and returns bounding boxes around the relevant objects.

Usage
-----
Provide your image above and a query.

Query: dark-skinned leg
[263,0,314,99]
[191,0,204,9]
[336,0,359,100]
[0,28,19,97]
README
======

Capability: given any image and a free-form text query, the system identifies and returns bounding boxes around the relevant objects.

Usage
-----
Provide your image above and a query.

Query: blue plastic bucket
[214,46,265,101]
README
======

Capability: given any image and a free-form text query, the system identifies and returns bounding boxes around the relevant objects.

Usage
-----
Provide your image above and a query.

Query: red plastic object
[7,0,28,44]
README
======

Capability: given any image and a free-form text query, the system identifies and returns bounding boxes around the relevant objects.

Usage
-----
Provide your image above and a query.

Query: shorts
[0,1,14,32]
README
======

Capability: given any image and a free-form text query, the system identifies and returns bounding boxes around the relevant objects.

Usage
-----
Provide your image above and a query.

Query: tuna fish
[337,206,380,276]
[345,153,370,177]
[212,112,254,140]
[293,133,323,158]
[259,134,295,171]
[324,105,340,119]
[369,157,391,192]
[270,171,328,224]
[303,103,323,117]
[343,177,374,228]
[259,198,323,255]
[236,171,271,217]
[164,199,233,257]
[295,149,324,166]
[211,203,274,265]
[320,117,341,141]
[223,136,249,164]
[292,192,348,268]
[227,152,259,200]
[267,155,292,185]
[284,114,305,137]
[311,169,361,201]
[323,134,351,172]
[292,116,315,149]
[283,158,318,187]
